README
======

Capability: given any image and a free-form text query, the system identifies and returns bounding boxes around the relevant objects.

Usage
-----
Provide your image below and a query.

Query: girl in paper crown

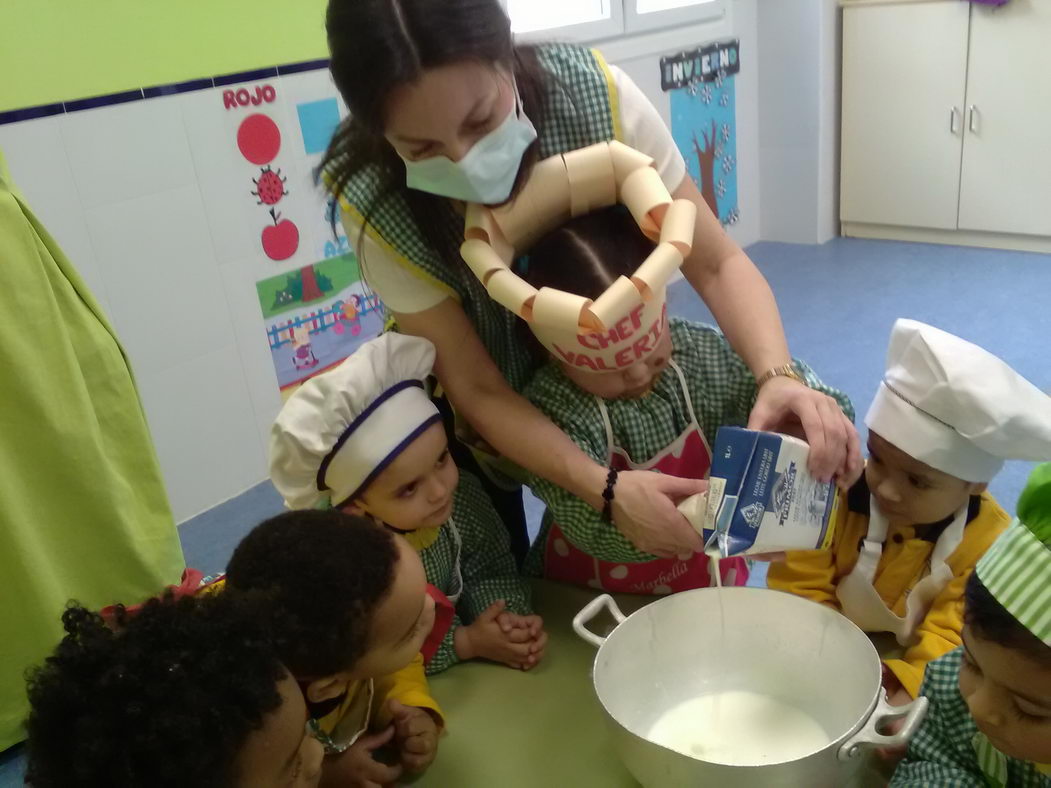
[508,204,854,593]
[269,332,545,674]
[892,463,1051,787]
[769,320,1051,704]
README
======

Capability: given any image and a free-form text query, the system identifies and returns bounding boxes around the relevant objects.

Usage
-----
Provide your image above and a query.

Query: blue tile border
[64,88,145,113]
[277,58,331,76]
[0,102,65,126]
[213,66,280,87]
[0,58,331,126]
[143,77,215,99]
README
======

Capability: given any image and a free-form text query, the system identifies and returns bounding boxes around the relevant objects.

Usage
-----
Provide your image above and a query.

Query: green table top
[421,580,653,787]
[420,580,895,788]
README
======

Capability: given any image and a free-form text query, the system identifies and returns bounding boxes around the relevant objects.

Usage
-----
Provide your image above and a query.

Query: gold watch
[755,363,805,388]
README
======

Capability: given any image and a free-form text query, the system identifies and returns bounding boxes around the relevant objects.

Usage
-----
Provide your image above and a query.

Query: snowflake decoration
[714,145,725,160]
[686,81,699,97]
[721,124,731,143]
[719,92,730,108]
[715,72,725,89]
[700,84,714,105]
[721,155,736,175]
[716,179,727,199]
[725,207,740,226]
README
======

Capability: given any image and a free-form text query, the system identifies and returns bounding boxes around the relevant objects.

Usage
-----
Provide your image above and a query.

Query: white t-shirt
[343,64,687,314]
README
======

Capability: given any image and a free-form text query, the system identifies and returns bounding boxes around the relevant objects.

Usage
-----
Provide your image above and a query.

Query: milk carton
[679,427,840,557]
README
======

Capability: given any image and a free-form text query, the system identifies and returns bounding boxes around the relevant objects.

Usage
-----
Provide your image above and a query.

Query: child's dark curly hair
[965,571,1050,664]
[24,592,286,788]
[225,509,399,679]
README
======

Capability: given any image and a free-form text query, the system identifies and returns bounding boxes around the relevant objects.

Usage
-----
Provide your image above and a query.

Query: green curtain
[0,150,185,749]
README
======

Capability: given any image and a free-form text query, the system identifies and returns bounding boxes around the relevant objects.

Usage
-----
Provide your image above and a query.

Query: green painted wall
[0,0,330,112]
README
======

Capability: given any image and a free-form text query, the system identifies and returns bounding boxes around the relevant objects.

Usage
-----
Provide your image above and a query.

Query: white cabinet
[840,1,970,230]
[958,0,1051,236]
[840,0,1051,249]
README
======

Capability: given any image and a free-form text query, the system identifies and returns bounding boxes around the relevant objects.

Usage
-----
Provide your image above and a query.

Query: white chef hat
[269,333,442,509]
[865,319,1051,482]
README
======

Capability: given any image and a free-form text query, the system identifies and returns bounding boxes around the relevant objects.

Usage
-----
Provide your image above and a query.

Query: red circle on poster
[237,114,281,164]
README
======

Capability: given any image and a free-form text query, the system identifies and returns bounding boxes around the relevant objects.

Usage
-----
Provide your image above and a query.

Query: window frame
[500,0,727,43]
[502,0,623,43]
[623,0,726,35]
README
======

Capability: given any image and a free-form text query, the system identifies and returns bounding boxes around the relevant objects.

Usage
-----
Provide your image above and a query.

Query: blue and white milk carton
[679,427,840,557]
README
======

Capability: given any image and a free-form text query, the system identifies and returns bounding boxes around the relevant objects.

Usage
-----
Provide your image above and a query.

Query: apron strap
[972,732,1009,788]
[594,396,616,464]
[852,498,892,584]
[667,359,702,432]
[446,517,465,603]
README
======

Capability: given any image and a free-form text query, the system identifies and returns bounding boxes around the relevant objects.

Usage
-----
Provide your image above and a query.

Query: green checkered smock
[892,648,1050,787]
[417,470,531,674]
[522,319,855,569]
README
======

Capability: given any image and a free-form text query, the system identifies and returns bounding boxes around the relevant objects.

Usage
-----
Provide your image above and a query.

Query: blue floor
[3,238,1048,784]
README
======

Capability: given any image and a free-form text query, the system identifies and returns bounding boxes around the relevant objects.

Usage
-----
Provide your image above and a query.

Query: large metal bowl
[574,587,927,787]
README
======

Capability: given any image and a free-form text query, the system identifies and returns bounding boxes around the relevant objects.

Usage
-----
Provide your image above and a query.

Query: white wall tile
[219,257,286,470]
[0,116,113,313]
[136,343,267,523]
[83,185,229,378]
[60,97,196,207]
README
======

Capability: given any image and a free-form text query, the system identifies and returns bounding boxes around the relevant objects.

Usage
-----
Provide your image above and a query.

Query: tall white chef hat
[865,319,1051,482]
[269,333,442,509]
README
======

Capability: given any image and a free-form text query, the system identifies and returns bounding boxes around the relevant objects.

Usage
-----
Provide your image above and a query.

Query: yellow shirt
[316,653,444,752]
[767,480,1010,698]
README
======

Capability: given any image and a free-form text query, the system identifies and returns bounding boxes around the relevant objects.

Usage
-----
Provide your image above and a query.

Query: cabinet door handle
[968,105,980,133]
[950,106,961,135]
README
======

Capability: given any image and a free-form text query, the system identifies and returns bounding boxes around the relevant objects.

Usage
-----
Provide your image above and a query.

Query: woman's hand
[747,376,862,487]
[611,471,706,559]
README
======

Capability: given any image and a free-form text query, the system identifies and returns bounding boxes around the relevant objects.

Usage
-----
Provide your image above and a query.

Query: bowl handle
[836,693,930,761]
[572,594,627,649]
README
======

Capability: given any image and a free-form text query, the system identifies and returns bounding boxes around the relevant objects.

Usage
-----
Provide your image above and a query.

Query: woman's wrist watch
[755,363,806,389]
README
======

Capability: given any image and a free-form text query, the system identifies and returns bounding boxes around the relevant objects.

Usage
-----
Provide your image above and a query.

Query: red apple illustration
[262,208,299,261]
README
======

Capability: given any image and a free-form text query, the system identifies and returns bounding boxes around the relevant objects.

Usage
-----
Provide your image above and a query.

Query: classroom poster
[662,39,740,227]
[256,253,384,397]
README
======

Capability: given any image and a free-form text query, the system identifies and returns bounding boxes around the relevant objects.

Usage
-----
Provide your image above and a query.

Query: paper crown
[460,141,696,373]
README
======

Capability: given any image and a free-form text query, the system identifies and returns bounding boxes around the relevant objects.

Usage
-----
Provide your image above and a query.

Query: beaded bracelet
[601,467,619,523]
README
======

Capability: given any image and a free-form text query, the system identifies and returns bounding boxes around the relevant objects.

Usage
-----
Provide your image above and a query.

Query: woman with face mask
[320,0,862,561]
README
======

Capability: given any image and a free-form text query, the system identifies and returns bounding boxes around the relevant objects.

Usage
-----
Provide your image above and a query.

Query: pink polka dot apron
[543,360,748,594]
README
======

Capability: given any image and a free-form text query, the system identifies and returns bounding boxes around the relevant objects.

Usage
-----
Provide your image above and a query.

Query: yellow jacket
[315,653,444,752]
[767,478,1010,698]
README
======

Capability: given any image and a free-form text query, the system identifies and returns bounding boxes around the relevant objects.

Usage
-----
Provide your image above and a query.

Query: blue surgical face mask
[401,84,537,204]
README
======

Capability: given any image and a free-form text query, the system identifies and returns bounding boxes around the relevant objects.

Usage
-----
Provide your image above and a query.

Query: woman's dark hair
[517,205,657,364]
[319,0,550,272]
[25,593,286,788]
[225,509,399,678]
[964,571,1050,663]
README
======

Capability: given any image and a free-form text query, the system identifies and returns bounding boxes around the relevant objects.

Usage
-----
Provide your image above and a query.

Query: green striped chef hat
[976,463,1051,645]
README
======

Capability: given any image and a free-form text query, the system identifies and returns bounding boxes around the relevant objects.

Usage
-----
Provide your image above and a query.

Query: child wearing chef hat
[269,332,545,674]
[892,464,1051,786]
[769,319,1051,703]
[512,206,854,594]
